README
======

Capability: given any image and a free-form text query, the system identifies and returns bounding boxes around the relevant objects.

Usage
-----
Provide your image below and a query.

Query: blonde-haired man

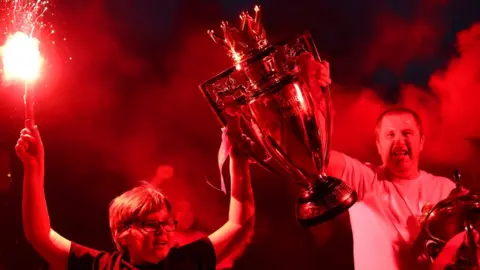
[17,118,254,269]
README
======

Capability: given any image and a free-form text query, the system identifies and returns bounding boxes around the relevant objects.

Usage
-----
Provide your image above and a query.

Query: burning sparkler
[0,0,52,128]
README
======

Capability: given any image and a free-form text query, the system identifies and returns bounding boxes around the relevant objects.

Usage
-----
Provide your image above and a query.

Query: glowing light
[1,31,42,82]
[0,0,59,126]
[0,0,55,82]
[0,0,68,80]
[231,50,242,70]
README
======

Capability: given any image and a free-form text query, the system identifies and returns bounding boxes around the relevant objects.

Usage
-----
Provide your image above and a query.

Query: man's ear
[420,135,425,152]
[376,135,382,157]
[114,230,130,250]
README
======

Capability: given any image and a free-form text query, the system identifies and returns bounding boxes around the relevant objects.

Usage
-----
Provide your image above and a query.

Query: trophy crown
[207,5,268,64]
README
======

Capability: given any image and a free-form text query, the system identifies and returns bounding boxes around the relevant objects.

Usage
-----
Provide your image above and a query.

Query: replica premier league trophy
[199,5,357,226]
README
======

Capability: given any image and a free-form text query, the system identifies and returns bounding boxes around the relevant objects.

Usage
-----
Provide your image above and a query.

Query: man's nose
[154,226,165,235]
[393,132,405,142]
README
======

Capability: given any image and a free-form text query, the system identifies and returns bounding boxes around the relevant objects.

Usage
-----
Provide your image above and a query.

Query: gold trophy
[199,6,357,226]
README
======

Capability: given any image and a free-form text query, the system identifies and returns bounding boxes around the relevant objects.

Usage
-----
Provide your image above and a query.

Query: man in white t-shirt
[308,57,457,269]
[328,108,455,269]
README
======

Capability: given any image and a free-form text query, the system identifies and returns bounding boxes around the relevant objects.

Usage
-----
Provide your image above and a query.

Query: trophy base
[296,176,357,227]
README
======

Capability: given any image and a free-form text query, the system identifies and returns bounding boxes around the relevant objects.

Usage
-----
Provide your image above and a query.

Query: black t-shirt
[68,237,216,270]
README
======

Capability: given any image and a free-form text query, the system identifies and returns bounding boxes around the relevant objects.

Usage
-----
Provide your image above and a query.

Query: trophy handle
[465,219,479,267]
[199,84,282,176]
[300,31,333,172]
[198,30,333,184]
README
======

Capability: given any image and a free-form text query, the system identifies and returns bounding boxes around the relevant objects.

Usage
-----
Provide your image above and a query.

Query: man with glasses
[16,117,255,270]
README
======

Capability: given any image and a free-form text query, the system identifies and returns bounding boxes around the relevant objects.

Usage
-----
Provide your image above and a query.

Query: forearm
[22,164,52,244]
[208,155,254,264]
[17,126,71,269]
[22,164,71,270]
[228,156,254,225]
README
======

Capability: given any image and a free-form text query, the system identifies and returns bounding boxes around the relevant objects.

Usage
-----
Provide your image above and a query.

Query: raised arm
[295,54,346,180]
[16,120,71,270]
[297,53,375,197]
[208,116,255,266]
[327,150,347,181]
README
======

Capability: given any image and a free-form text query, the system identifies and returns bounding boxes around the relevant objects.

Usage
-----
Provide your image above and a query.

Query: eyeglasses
[139,219,178,233]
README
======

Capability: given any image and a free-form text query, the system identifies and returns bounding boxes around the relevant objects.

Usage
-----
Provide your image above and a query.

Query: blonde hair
[108,182,172,250]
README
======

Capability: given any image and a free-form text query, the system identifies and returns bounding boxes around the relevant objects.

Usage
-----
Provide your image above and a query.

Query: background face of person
[376,113,424,175]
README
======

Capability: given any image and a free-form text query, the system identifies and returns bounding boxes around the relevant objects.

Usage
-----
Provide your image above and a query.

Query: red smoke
[431,23,480,139]
[363,13,442,75]
[332,22,480,187]
[402,23,480,170]
[36,1,480,229]
[2,2,478,269]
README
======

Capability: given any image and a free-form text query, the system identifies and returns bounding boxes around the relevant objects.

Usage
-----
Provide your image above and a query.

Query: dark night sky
[0,0,479,269]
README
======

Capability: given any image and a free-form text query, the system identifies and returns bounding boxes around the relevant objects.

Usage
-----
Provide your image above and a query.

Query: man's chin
[142,248,170,264]
[154,246,170,257]
[390,156,412,166]
[387,161,413,173]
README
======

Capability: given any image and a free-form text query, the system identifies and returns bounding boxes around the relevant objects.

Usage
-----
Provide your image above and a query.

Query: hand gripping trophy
[199,5,357,226]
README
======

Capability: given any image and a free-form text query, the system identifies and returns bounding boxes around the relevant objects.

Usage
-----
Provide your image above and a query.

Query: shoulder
[420,171,456,196]
[421,171,455,187]
[166,237,216,269]
[172,237,215,256]
[68,242,118,270]
[342,153,377,174]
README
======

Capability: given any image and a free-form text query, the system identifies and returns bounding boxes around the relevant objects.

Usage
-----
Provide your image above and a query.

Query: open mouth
[391,145,410,158]
[392,150,408,157]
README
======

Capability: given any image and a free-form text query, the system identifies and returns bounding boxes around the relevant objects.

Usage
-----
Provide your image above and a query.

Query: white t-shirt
[341,154,456,270]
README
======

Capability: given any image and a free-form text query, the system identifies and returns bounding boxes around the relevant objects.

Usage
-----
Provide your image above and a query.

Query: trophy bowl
[423,192,480,268]
[199,5,357,226]
[422,171,480,268]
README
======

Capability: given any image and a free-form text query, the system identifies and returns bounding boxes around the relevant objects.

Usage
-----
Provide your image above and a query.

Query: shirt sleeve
[68,242,110,270]
[340,153,376,200]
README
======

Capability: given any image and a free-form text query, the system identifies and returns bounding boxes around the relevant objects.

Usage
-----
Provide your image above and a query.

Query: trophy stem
[296,175,357,227]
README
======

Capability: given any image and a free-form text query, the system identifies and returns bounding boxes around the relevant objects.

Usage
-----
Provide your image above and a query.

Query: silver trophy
[199,6,357,226]
[422,170,480,268]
